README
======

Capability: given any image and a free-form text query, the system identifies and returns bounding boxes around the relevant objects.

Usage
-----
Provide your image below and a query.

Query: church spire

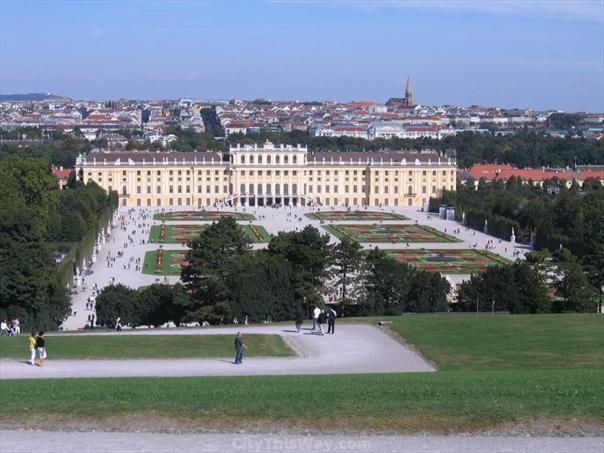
[404,76,413,107]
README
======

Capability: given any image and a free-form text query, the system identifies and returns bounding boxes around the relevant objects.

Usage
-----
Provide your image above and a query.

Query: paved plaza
[62,205,528,330]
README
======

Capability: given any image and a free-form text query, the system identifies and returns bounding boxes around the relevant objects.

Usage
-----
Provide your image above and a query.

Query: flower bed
[306,210,408,221]
[152,211,256,221]
[384,249,512,274]
[322,223,461,243]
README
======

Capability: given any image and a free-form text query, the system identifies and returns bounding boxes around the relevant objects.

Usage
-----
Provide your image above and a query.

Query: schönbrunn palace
[77,142,457,208]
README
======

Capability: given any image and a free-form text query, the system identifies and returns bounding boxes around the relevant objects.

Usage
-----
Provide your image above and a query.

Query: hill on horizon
[0,92,70,102]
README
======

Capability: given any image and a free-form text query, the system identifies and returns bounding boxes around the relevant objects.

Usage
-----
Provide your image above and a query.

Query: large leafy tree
[181,217,250,323]
[267,226,332,309]
[227,252,295,322]
[331,237,365,315]
[456,261,548,314]
[0,158,70,328]
[95,284,139,328]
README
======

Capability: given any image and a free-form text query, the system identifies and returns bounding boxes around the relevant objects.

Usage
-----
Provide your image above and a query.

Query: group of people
[0,318,20,336]
[311,306,337,335]
[28,331,46,366]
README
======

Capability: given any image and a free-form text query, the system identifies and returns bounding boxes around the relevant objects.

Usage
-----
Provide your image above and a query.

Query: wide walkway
[1,431,600,453]
[0,324,435,379]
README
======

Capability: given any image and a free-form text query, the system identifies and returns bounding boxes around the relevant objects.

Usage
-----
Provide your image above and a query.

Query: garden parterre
[306,210,408,221]
[149,224,271,243]
[322,223,461,243]
[385,249,511,274]
[152,211,256,221]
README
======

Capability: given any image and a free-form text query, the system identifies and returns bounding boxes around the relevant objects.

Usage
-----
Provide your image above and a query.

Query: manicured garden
[306,210,408,221]
[142,249,188,276]
[322,223,460,243]
[152,211,256,221]
[149,224,271,243]
[385,248,511,274]
[0,334,293,360]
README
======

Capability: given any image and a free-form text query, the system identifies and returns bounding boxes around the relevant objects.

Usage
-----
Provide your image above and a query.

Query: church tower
[403,76,413,107]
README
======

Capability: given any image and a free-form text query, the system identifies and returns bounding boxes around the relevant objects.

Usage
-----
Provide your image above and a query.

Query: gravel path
[0,324,435,379]
[1,431,601,453]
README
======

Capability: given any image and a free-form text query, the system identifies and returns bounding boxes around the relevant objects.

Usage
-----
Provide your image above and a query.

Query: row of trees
[95,218,450,328]
[457,248,603,314]
[0,156,116,329]
[432,176,604,258]
[224,130,603,169]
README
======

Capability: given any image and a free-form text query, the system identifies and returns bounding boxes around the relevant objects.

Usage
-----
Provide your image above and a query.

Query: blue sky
[1,0,603,111]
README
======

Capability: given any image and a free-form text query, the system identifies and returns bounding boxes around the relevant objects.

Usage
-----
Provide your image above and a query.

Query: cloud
[339,0,604,23]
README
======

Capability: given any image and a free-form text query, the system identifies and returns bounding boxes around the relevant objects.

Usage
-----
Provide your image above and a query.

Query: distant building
[461,164,604,188]
[78,142,456,208]
[51,166,72,189]
[386,76,415,109]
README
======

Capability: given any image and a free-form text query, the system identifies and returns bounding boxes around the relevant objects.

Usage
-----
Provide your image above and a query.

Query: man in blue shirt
[234,332,247,364]
[328,308,337,334]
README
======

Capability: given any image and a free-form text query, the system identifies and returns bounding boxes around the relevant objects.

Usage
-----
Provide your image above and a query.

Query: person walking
[317,309,327,336]
[295,306,304,333]
[234,332,247,365]
[327,307,337,334]
[312,306,321,330]
[35,331,46,367]
[115,317,122,333]
[28,331,37,365]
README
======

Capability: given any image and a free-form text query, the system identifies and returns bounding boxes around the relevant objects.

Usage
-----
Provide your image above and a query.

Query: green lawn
[0,369,601,432]
[0,334,294,360]
[381,314,604,370]
[1,314,602,433]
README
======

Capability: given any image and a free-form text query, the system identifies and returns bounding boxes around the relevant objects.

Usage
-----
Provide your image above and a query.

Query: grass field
[152,211,256,221]
[381,314,604,370]
[149,224,271,243]
[0,334,294,360]
[384,249,512,274]
[322,223,460,243]
[1,314,602,433]
[1,369,601,432]
[142,250,188,276]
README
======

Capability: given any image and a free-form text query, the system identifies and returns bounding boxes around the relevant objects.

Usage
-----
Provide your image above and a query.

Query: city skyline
[1,1,603,111]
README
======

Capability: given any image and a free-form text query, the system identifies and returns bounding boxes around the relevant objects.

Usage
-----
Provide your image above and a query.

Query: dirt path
[0,324,435,379]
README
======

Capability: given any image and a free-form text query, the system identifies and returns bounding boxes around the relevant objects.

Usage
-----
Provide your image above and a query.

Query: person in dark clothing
[327,307,337,334]
[317,310,327,335]
[35,331,46,367]
[295,307,304,333]
[234,332,247,364]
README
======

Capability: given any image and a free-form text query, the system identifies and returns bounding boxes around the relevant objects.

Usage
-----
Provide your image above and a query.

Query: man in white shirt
[312,306,321,330]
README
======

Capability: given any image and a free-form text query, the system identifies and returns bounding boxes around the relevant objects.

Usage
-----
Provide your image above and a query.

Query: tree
[581,246,604,312]
[227,252,295,322]
[456,261,548,314]
[331,237,364,315]
[553,251,598,313]
[361,249,414,315]
[137,284,174,327]
[407,271,449,313]
[267,226,333,311]
[96,284,139,328]
[181,217,250,323]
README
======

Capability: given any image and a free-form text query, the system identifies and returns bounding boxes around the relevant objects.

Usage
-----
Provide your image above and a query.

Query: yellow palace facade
[77,142,457,208]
